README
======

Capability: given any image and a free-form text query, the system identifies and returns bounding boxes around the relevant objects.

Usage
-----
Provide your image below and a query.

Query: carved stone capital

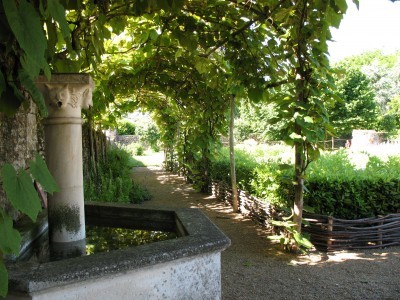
[36,74,94,118]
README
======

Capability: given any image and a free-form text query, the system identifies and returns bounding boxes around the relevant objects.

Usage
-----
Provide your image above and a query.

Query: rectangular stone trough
[6,202,231,300]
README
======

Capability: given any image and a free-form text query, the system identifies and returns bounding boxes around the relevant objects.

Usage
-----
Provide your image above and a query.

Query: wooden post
[327,216,333,250]
[230,95,239,212]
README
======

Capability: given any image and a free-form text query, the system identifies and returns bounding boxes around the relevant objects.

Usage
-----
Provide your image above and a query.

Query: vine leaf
[30,154,59,195]
[0,260,8,297]
[47,0,70,39]
[18,69,48,117]
[0,209,22,297]
[1,164,42,222]
[3,0,48,74]
[0,210,21,255]
[0,71,5,96]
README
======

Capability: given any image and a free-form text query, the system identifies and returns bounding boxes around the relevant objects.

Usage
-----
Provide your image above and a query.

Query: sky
[328,0,400,63]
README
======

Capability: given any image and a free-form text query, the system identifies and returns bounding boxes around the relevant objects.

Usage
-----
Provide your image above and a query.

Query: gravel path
[131,166,400,300]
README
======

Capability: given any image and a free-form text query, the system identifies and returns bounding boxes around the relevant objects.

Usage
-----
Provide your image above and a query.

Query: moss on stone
[49,205,81,234]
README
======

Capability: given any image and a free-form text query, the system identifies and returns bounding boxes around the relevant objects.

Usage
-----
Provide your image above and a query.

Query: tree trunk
[293,140,304,233]
[230,95,239,212]
[292,0,308,234]
[88,113,97,177]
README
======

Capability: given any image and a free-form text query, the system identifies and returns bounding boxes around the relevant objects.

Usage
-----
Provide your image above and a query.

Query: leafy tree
[335,50,400,133]
[235,101,286,142]
[389,95,400,125]
[136,121,161,151]
[117,120,136,135]
[362,59,400,113]
[328,68,378,137]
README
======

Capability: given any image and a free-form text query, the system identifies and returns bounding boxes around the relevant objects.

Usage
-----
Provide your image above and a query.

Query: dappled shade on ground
[131,166,400,300]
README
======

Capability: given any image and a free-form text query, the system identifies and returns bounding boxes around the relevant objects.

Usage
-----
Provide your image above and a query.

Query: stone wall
[115,134,140,145]
[0,100,43,218]
[0,102,107,219]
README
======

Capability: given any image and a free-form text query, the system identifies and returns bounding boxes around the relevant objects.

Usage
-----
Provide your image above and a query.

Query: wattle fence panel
[210,180,400,251]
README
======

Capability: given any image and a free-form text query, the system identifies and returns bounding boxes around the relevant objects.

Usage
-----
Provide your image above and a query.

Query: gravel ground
[131,166,400,300]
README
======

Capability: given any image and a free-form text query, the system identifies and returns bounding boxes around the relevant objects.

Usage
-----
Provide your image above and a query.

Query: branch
[200,17,259,57]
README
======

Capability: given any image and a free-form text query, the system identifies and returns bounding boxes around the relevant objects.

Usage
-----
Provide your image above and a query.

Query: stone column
[36,74,94,249]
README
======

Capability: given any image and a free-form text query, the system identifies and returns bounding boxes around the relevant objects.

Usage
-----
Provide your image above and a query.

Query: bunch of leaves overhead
[0,0,70,116]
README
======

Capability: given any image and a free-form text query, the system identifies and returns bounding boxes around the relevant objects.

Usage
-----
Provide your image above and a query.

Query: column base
[50,239,86,261]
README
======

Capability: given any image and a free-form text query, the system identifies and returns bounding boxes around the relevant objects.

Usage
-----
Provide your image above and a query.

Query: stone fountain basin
[7,202,230,300]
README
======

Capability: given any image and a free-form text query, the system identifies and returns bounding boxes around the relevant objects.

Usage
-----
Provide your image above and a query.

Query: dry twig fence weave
[210,180,400,251]
[210,180,280,231]
[303,213,400,251]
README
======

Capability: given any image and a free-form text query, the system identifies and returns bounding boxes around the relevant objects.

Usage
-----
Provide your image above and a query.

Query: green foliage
[0,1,362,286]
[84,146,151,204]
[328,67,378,137]
[136,123,161,152]
[388,95,400,128]
[211,145,293,207]
[29,154,59,195]
[0,154,58,297]
[305,151,400,219]
[0,0,69,116]
[336,50,400,128]
[0,210,21,255]
[210,148,258,192]
[0,0,357,293]
[0,262,7,296]
[250,163,294,207]
[2,164,42,221]
[2,154,59,221]
[212,147,400,219]
[269,218,313,254]
[130,181,152,203]
[117,120,136,135]
[376,113,397,135]
[126,142,144,156]
[235,101,285,142]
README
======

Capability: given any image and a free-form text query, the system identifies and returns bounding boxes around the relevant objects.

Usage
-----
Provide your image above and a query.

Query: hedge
[210,149,400,219]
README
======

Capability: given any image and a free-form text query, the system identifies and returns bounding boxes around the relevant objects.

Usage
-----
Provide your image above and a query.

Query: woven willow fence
[210,180,280,231]
[303,213,400,251]
[210,180,400,251]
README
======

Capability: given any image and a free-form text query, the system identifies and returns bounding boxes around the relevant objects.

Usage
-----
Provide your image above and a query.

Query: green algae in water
[16,227,178,263]
[85,226,178,255]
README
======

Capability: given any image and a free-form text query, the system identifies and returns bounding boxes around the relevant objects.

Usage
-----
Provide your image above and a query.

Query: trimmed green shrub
[211,147,400,219]
[304,151,400,219]
[210,148,258,192]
